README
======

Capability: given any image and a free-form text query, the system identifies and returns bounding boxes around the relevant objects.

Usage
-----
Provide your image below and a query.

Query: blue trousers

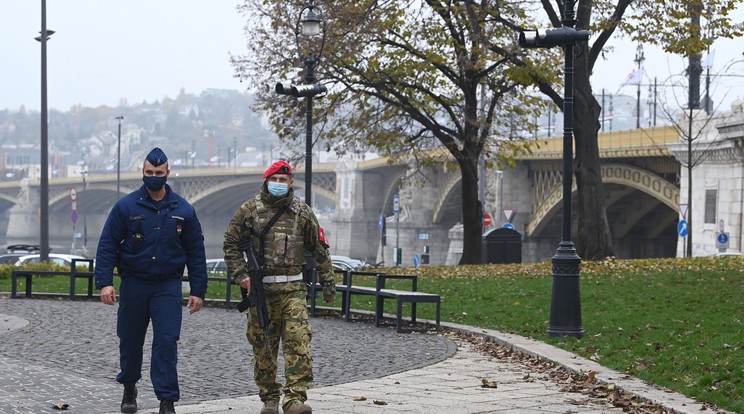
[116,277,182,402]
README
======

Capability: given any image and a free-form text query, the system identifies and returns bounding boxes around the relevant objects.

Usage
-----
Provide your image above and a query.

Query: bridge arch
[527,163,679,237]
[432,171,462,224]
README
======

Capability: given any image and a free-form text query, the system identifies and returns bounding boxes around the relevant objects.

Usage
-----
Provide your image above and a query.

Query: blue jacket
[95,184,208,298]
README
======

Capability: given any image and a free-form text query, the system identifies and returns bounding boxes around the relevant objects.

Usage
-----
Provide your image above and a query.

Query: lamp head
[301,7,321,36]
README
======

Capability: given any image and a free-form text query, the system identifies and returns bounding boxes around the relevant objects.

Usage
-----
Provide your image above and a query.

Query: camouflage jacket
[223,186,335,300]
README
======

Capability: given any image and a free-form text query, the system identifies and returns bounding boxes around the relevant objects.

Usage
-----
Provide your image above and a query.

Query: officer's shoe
[283,400,312,414]
[260,401,279,414]
[158,400,176,414]
[120,384,137,413]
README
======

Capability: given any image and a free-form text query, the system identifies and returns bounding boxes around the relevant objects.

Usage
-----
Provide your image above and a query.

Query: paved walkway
[0,297,733,414]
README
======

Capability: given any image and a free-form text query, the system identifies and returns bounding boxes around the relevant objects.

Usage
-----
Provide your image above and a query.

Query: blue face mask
[143,175,167,191]
[267,181,289,197]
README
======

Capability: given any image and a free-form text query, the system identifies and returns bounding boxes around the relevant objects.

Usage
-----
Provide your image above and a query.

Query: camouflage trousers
[246,281,313,406]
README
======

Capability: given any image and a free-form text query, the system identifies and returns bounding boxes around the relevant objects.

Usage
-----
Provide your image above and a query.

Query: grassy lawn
[1,257,741,412]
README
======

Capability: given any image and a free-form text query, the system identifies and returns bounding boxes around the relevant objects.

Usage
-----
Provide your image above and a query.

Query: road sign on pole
[717,232,729,250]
[677,219,688,237]
[503,208,515,222]
[678,204,688,219]
[70,187,77,201]
[483,213,492,227]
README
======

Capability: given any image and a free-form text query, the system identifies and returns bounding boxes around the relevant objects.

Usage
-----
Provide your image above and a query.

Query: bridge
[5,104,743,264]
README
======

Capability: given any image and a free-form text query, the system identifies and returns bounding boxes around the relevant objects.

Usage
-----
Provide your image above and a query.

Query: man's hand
[187,296,203,314]
[238,277,250,291]
[323,283,336,304]
[100,286,116,305]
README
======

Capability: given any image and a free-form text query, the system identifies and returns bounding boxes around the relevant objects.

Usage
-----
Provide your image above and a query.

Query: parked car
[0,253,31,264]
[330,255,366,270]
[14,253,90,268]
[206,258,228,273]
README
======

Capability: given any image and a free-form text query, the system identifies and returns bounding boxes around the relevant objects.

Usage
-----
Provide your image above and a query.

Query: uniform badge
[176,224,182,235]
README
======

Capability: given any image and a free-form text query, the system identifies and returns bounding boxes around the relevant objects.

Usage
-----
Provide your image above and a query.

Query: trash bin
[482,227,522,264]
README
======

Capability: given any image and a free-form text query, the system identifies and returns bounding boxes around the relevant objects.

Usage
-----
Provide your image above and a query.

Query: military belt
[262,273,303,283]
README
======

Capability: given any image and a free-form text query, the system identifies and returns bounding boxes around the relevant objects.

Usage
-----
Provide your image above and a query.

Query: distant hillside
[0,88,279,170]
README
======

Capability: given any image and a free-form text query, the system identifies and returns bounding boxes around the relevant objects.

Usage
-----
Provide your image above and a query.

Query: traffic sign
[503,208,515,222]
[71,210,78,224]
[70,187,77,201]
[378,215,385,230]
[679,204,688,219]
[483,213,492,227]
[393,194,400,214]
[717,232,730,249]
[677,219,688,237]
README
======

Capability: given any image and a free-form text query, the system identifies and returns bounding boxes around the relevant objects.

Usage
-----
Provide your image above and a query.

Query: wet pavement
[0,297,734,414]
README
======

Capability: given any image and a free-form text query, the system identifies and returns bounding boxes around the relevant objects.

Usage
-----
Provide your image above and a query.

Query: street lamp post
[115,115,124,198]
[35,0,54,261]
[297,0,325,208]
[519,0,588,338]
[275,1,327,207]
[82,167,88,256]
[634,43,645,129]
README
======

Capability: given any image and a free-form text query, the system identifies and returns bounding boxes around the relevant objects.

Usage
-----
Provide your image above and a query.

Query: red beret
[263,160,293,178]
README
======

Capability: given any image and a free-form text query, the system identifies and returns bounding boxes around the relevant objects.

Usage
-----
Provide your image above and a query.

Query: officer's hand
[187,296,203,314]
[100,286,116,305]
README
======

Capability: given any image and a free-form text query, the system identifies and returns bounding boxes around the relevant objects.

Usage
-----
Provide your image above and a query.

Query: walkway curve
[0,298,455,413]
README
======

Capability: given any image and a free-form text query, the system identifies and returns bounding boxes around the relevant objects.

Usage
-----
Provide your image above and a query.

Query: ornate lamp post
[297,0,325,208]
[519,0,588,338]
[275,0,326,207]
[35,0,54,261]
[634,43,645,128]
[115,115,124,199]
[82,165,88,255]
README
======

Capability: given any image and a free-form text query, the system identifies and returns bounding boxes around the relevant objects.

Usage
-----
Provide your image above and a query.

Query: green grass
[1,257,742,412]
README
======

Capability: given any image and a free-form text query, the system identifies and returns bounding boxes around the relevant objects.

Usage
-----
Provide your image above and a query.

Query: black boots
[120,384,137,413]
[159,400,176,414]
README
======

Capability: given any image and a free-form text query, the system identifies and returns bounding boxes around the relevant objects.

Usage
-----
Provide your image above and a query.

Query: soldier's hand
[239,277,250,291]
[100,286,116,305]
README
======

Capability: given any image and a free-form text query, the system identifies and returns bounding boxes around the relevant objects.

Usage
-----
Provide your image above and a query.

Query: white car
[330,255,366,270]
[206,258,228,273]
[14,253,91,268]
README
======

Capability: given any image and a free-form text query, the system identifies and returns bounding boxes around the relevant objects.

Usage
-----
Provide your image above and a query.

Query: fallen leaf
[353,396,367,401]
[481,378,498,388]
[373,400,387,405]
[52,402,69,410]
[586,371,597,382]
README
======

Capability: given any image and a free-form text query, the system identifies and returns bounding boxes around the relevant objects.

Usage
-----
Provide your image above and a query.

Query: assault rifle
[237,238,271,359]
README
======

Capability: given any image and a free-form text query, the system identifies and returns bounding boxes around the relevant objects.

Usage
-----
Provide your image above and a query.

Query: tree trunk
[572,42,615,260]
[459,157,483,264]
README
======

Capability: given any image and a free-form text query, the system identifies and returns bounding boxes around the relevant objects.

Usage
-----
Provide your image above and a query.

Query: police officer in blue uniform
[96,147,208,414]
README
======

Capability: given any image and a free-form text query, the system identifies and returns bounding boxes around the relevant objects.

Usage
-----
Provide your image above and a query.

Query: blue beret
[146,147,168,167]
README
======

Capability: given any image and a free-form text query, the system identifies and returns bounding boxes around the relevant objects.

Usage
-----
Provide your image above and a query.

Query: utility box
[482,227,522,264]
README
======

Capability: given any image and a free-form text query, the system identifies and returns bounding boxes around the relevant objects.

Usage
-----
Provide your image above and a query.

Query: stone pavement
[0,297,734,414]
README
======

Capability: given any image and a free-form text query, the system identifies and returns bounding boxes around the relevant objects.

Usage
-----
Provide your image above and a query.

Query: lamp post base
[547,240,584,338]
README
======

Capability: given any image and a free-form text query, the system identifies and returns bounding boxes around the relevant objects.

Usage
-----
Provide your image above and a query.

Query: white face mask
[267,181,289,197]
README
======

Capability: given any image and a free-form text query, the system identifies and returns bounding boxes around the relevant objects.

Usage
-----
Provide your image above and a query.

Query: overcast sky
[1,1,743,113]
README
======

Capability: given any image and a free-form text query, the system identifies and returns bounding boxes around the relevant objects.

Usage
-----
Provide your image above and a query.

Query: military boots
[159,400,176,414]
[260,401,279,414]
[283,400,312,414]
[120,383,137,413]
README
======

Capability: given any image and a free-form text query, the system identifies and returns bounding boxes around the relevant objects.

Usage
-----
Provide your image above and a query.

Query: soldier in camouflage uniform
[223,160,336,414]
